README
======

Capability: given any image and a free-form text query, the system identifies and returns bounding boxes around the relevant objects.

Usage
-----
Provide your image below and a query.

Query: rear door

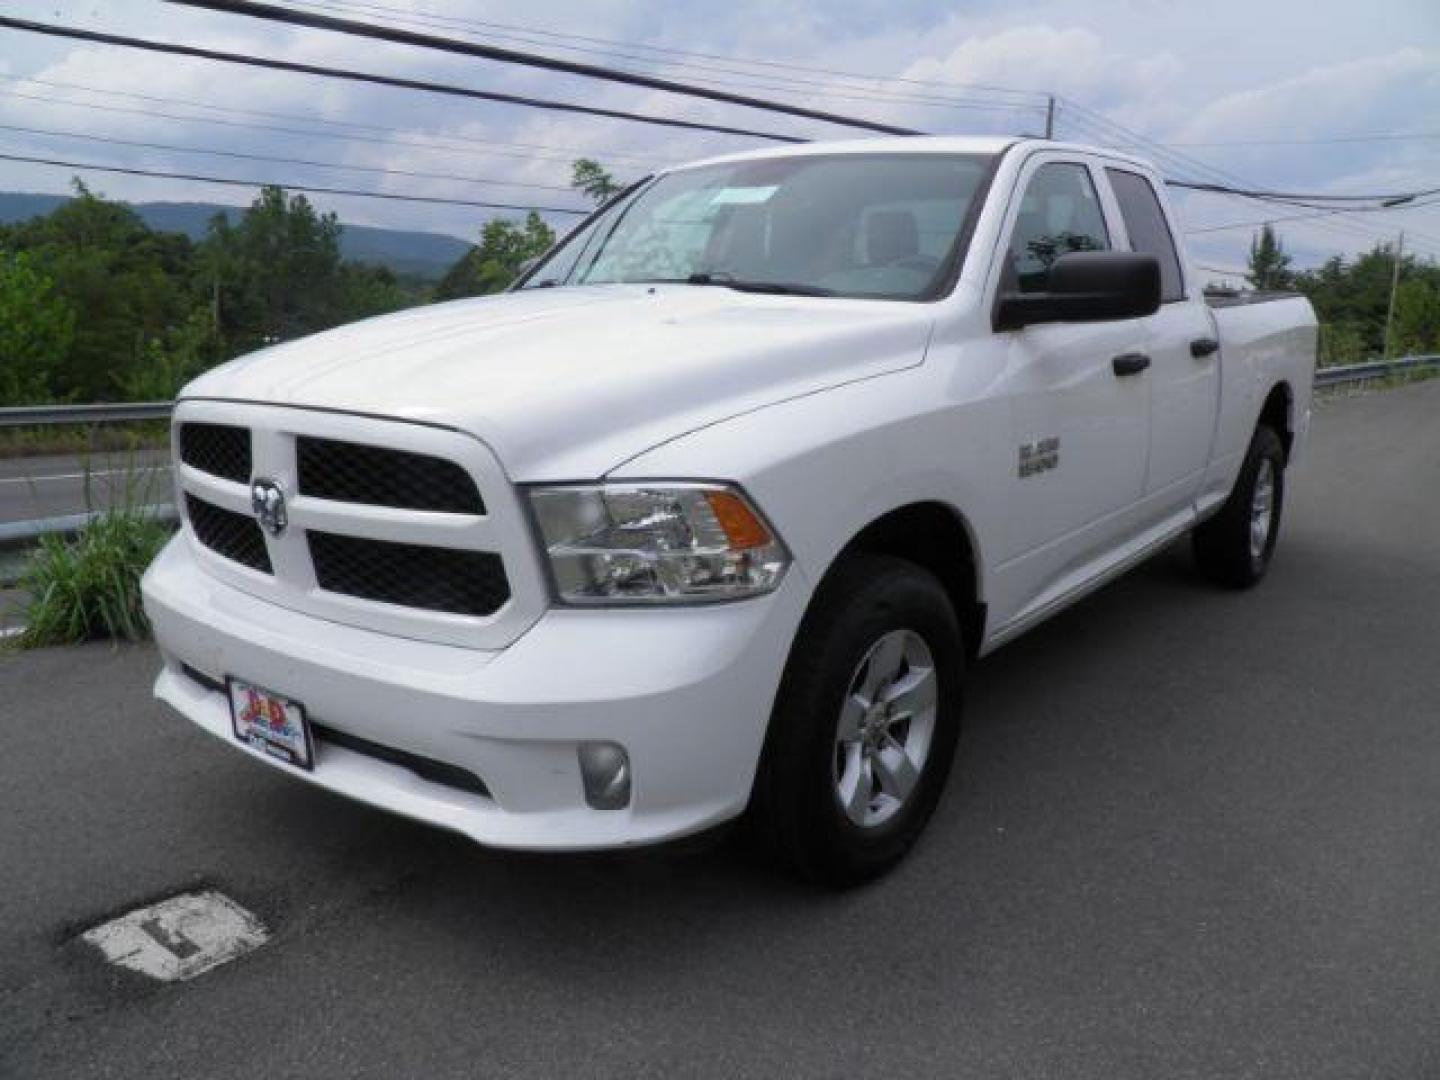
[1104,167,1220,507]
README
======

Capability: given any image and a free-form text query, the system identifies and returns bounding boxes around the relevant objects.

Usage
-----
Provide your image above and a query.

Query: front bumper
[141,536,808,850]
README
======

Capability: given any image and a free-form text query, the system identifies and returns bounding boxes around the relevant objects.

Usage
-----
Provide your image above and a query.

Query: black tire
[750,554,964,887]
[1192,424,1286,588]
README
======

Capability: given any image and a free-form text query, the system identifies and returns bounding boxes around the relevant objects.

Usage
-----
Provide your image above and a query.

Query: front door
[999,159,1151,590]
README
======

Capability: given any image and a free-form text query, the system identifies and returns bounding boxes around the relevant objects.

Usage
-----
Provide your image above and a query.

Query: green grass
[12,508,172,647]
[8,454,175,648]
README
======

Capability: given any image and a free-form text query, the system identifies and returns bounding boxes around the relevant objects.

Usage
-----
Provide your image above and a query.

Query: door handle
[1190,337,1220,358]
[1112,352,1151,377]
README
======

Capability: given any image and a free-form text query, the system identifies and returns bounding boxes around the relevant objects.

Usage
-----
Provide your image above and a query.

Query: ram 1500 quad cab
[143,137,1317,884]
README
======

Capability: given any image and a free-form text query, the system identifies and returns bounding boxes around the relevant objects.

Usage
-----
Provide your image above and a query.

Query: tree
[1390,278,1440,357]
[1294,244,1431,359]
[1246,224,1294,291]
[337,262,413,324]
[0,250,75,405]
[201,186,345,352]
[5,180,197,401]
[571,158,621,203]
[435,212,555,300]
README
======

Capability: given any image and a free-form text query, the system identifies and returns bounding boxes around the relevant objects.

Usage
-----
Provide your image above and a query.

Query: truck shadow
[235,527,1382,997]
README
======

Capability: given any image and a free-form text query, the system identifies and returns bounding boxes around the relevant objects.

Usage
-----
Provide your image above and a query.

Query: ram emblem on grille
[250,479,288,537]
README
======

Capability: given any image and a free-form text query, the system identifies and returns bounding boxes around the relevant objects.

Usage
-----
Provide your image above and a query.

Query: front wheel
[750,554,963,887]
[1192,424,1286,588]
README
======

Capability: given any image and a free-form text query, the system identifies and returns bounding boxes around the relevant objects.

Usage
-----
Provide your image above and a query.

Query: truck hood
[182,284,934,479]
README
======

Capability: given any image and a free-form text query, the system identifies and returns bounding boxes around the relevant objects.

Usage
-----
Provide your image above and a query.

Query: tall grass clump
[12,457,173,648]
[15,509,171,647]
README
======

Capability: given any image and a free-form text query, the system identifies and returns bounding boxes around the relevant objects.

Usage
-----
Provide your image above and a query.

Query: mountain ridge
[0,192,471,280]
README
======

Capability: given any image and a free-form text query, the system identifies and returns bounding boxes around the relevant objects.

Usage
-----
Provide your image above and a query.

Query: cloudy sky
[1,0,1437,279]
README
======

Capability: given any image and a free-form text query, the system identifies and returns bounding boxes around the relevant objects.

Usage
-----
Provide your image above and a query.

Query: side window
[1006,162,1110,293]
[1106,168,1184,302]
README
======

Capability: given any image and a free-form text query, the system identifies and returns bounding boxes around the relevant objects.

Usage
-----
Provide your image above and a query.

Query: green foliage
[1390,278,1440,358]
[1317,321,1368,368]
[202,186,347,352]
[2,181,193,402]
[1246,224,1293,291]
[336,261,414,323]
[117,310,220,401]
[435,211,555,300]
[0,181,428,408]
[15,484,172,647]
[0,249,75,405]
[571,158,621,203]
[1290,238,1440,365]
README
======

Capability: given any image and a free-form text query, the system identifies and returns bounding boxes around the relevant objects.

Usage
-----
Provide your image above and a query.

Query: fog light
[578,742,631,810]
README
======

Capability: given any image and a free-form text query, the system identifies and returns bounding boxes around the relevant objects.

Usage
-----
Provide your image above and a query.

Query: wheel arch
[824,500,986,660]
[1259,380,1295,462]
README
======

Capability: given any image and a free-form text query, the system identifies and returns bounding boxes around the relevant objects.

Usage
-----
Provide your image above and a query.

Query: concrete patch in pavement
[80,890,268,982]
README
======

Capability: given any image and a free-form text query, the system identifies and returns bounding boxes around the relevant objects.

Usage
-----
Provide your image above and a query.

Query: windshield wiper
[684,271,834,297]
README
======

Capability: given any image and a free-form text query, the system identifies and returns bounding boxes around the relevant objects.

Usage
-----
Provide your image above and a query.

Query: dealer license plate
[227,677,314,770]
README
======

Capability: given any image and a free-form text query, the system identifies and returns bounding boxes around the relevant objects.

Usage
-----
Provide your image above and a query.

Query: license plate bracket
[227,676,314,770]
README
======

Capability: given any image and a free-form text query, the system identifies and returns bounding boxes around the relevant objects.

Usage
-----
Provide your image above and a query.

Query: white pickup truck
[142,137,1317,885]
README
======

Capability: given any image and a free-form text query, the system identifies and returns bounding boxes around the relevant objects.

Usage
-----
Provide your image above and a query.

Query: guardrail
[0,401,173,427]
[1314,355,1440,388]
[0,504,176,547]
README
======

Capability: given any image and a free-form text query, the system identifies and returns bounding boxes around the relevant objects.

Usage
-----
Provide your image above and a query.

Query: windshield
[520,152,994,301]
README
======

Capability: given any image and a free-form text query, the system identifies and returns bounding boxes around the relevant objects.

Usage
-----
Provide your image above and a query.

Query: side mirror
[994,251,1161,331]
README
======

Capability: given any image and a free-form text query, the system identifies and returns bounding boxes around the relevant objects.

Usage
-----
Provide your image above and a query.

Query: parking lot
[3,379,1438,1079]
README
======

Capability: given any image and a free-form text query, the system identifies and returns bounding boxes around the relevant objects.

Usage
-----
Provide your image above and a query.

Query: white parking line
[81,891,269,982]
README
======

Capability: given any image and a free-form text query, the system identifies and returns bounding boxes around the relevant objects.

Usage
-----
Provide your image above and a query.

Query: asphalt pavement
[2,381,1439,1079]
[0,452,172,526]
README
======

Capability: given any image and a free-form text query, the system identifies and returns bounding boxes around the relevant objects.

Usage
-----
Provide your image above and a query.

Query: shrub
[14,505,171,648]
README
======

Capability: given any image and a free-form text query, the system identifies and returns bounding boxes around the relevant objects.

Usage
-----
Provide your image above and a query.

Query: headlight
[528,482,790,604]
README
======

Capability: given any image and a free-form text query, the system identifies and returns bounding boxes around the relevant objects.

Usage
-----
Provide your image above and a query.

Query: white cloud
[0,0,1435,263]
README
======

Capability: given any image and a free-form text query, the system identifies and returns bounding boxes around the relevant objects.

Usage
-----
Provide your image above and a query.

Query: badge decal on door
[1019,436,1060,478]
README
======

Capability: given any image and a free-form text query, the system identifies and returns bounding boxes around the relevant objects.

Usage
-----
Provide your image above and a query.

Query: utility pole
[1044,95,1056,140]
[1383,230,1404,360]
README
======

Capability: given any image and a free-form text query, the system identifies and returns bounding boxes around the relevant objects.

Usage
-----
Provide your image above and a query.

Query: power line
[0,86,666,171]
[0,149,591,214]
[1183,198,1440,235]
[0,122,586,193]
[0,72,671,166]
[0,16,807,144]
[1167,133,1440,148]
[1056,100,1440,251]
[277,0,1045,117]
[1169,178,1440,206]
[263,0,1050,103]
[165,0,921,136]
[4,17,1424,246]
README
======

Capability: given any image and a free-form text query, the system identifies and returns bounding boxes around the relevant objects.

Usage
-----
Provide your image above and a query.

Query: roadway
[0,451,172,526]
[2,379,1438,1078]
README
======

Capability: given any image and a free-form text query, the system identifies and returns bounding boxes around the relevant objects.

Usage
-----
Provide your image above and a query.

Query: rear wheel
[751,554,963,887]
[1192,424,1286,588]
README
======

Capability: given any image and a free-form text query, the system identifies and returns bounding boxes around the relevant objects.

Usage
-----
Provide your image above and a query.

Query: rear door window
[1106,168,1185,302]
